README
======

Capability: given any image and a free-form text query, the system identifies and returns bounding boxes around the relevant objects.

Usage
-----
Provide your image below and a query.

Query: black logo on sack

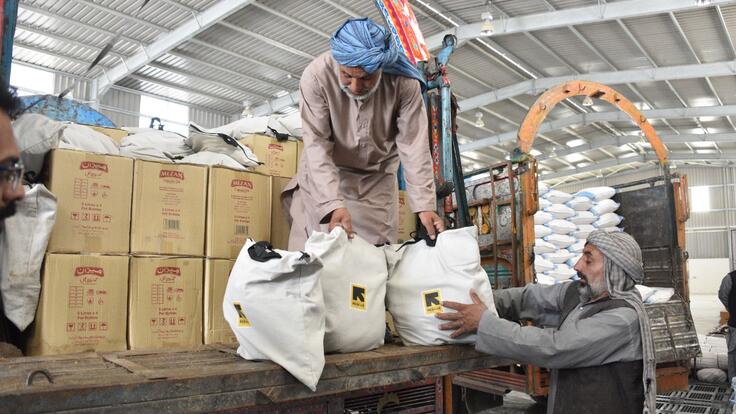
[351,284,367,311]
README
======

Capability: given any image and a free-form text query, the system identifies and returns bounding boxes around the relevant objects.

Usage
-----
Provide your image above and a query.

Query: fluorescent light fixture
[620,152,639,159]
[530,149,542,156]
[566,139,586,148]
[690,141,714,148]
[582,96,594,106]
[576,162,590,168]
[695,149,717,154]
[566,153,585,163]
[474,111,485,128]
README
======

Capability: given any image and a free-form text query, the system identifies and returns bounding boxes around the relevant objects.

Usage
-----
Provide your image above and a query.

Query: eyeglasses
[0,161,24,192]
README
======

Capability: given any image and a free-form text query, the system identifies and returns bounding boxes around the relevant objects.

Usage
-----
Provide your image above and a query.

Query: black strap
[267,127,290,142]
[247,241,282,262]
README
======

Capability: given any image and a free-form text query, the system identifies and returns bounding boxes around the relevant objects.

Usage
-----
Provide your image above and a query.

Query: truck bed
[0,344,509,413]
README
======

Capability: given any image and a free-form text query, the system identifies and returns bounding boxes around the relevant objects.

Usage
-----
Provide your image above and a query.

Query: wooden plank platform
[0,344,508,413]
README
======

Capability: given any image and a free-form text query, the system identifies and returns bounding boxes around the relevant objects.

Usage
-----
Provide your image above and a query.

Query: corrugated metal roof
[9,0,736,183]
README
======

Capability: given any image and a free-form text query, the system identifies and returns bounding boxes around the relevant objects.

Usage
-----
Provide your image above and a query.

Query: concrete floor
[474,294,725,413]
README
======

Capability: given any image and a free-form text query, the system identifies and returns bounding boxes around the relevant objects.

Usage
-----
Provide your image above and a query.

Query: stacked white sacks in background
[533,185,623,285]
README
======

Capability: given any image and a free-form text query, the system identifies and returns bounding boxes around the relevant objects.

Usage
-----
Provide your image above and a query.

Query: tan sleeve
[299,70,345,222]
[395,78,436,213]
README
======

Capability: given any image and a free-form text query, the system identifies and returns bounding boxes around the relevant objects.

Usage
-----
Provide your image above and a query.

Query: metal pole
[0,0,19,87]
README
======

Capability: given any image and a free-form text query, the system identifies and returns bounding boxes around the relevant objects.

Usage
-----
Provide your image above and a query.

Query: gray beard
[577,272,608,303]
[339,72,382,101]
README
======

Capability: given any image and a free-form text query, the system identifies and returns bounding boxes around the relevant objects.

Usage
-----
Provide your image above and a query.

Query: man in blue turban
[282,18,443,249]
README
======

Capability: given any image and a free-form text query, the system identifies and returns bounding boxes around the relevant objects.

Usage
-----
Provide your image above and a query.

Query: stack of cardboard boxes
[27,134,415,355]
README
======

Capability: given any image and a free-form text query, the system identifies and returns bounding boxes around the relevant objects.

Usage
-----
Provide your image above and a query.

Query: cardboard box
[88,125,129,145]
[270,176,291,250]
[128,256,203,350]
[397,191,416,243]
[239,134,297,178]
[27,254,129,356]
[46,149,133,254]
[131,160,208,256]
[206,167,271,259]
[204,259,237,345]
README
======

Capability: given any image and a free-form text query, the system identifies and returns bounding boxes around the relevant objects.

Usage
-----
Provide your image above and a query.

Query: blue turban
[330,18,426,91]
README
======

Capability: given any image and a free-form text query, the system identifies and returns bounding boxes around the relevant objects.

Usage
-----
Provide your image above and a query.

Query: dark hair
[0,83,21,120]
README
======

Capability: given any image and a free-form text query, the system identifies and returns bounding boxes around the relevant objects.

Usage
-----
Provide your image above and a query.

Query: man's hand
[329,207,354,238]
[418,211,445,240]
[436,290,487,338]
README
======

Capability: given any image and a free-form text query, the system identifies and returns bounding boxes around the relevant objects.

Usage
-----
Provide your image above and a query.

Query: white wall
[689,258,730,295]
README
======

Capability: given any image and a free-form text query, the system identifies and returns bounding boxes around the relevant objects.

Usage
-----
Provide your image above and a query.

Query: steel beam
[94,0,255,95]
[425,0,736,50]
[460,105,736,152]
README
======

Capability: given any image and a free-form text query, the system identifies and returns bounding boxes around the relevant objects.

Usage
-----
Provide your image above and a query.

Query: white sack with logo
[223,240,325,391]
[305,227,386,353]
[385,227,497,346]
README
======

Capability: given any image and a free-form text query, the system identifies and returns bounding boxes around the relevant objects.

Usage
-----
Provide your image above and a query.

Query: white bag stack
[534,184,626,284]
[305,228,387,354]
[386,227,497,346]
[223,240,326,391]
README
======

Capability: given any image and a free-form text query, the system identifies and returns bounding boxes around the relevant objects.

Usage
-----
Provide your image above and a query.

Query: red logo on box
[159,170,185,180]
[155,266,181,276]
[268,143,284,151]
[231,179,254,189]
[79,161,108,173]
[74,267,104,277]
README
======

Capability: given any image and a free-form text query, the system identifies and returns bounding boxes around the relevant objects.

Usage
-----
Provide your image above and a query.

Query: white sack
[645,288,675,304]
[538,198,552,210]
[534,239,557,254]
[634,285,656,303]
[534,211,553,225]
[593,213,623,228]
[0,184,57,330]
[573,225,596,240]
[590,199,620,215]
[567,241,585,254]
[546,264,577,281]
[58,123,119,155]
[543,190,573,204]
[604,227,624,233]
[576,186,616,202]
[696,368,727,384]
[547,219,576,235]
[569,211,597,225]
[567,196,594,211]
[544,204,575,219]
[188,125,260,168]
[223,240,325,391]
[386,227,497,346]
[305,228,386,353]
[543,250,574,264]
[12,114,62,178]
[179,152,247,170]
[119,129,192,162]
[534,225,552,238]
[534,256,555,273]
[543,234,576,249]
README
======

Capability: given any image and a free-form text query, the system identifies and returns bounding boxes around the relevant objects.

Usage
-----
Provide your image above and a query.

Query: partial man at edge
[282,18,444,250]
[0,84,28,357]
[718,269,736,384]
[436,230,656,414]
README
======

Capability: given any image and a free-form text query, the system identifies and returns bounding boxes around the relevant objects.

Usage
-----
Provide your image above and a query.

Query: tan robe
[283,52,436,250]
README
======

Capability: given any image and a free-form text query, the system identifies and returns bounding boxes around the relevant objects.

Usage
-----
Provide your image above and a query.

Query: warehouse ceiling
[11,0,736,185]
